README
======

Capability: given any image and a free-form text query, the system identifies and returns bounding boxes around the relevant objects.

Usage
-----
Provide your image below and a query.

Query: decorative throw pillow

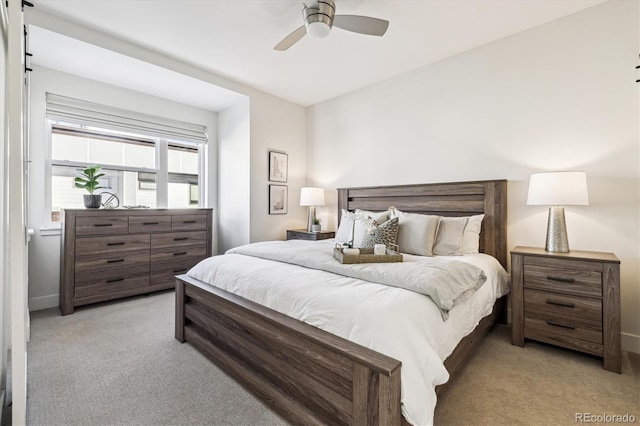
[388,207,440,256]
[335,210,383,246]
[433,217,469,255]
[360,217,399,248]
[335,209,355,244]
[459,214,484,254]
[355,209,389,224]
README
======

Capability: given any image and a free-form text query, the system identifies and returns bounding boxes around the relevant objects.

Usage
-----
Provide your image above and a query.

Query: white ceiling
[30,0,605,109]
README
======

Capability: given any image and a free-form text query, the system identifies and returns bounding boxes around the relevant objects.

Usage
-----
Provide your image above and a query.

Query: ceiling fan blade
[333,15,389,37]
[274,25,307,51]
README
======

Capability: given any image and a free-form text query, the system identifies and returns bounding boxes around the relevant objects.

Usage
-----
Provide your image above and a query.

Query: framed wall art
[269,184,288,215]
[268,151,288,182]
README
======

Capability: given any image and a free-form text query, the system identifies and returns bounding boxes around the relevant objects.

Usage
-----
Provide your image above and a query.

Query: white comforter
[187,240,510,425]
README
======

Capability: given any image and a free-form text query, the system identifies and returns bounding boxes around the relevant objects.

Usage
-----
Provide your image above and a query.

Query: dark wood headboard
[337,180,507,267]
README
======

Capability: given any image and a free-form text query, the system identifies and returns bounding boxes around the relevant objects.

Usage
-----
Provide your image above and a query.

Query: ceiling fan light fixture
[306,21,331,38]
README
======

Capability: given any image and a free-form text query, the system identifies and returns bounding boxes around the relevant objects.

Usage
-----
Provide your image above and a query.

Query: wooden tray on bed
[333,245,403,264]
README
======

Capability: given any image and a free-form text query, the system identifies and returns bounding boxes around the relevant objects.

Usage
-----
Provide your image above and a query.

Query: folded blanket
[227,240,486,320]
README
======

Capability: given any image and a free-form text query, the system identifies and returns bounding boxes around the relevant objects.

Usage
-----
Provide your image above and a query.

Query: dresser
[60,208,213,315]
[286,229,335,241]
[510,246,621,373]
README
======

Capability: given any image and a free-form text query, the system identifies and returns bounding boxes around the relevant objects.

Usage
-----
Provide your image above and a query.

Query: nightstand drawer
[524,309,602,345]
[523,264,602,298]
[524,288,602,328]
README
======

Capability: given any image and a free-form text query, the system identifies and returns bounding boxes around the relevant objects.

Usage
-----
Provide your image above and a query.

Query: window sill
[39,224,62,237]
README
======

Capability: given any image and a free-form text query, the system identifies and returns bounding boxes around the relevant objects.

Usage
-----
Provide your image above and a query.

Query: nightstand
[510,246,621,373]
[286,229,335,241]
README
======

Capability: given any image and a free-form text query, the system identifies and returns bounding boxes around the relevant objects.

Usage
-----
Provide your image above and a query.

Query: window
[50,124,202,220]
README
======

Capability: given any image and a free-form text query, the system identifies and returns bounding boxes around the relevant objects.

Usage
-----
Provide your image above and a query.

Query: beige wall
[307,0,639,352]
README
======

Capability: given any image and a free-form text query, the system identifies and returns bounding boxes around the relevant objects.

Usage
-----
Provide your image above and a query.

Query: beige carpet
[27,291,639,425]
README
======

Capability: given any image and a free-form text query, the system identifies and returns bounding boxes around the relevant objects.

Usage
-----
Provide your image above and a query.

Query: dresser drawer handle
[106,259,125,264]
[106,278,125,283]
[546,299,575,308]
[183,220,197,224]
[94,223,113,227]
[546,319,575,330]
[174,237,189,241]
[174,252,187,256]
[107,242,125,246]
[143,222,160,225]
[546,275,576,283]
[174,268,188,273]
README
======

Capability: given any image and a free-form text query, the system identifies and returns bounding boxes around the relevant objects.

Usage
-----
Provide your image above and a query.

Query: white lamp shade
[300,187,325,206]
[527,172,589,206]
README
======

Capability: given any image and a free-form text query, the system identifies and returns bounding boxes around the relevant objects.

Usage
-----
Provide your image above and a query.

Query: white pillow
[459,214,484,254]
[433,217,469,255]
[388,207,440,256]
[335,209,355,244]
[335,209,380,247]
[355,209,389,224]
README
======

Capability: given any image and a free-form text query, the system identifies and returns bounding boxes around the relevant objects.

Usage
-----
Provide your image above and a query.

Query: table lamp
[527,171,589,253]
[300,187,325,232]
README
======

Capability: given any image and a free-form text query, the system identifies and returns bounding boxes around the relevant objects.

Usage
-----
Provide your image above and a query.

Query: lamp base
[306,206,316,232]
[545,206,569,253]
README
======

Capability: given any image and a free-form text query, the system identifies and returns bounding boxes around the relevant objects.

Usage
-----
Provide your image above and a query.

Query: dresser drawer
[75,249,149,281]
[75,234,150,255]
[129,215,171,233]
[524,288,602,328]
[150,245,207,265]
[76,216,128,236]
[151,231,208,249]
[523,264,602,298]
[172,214,208,231]
[75,275,149,299]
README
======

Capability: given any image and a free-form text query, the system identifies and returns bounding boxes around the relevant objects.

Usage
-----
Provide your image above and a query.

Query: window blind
[46,93,208,144]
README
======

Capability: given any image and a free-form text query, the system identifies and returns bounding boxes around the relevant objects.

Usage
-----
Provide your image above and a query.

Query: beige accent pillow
[459,214,484,254]
[388,207,440,256]
[433,217,469,255]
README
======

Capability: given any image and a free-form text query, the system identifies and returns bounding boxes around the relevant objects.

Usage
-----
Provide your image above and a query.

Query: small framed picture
[269,184,288,215]
[269,151,288,182]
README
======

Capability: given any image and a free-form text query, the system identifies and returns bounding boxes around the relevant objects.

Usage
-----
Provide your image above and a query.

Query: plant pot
[311,224,321,233]
[83,194,102,209]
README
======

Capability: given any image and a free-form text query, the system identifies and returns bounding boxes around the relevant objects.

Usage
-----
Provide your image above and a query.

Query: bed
[175,179,508,425]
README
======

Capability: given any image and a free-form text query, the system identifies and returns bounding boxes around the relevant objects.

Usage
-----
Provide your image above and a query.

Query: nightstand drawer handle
[546,275,576,283]
[546,319,575,330]
[546,299,575,308]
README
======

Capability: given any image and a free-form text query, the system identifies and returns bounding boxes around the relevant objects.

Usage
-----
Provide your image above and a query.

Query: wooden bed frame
[175,179,507,425]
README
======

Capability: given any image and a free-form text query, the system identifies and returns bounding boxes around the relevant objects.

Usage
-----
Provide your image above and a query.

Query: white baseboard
[622,332,640,354]
[29,294,58,312]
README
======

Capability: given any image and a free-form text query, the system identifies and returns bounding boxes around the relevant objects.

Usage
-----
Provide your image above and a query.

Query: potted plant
[74,165,106,208]
[311,217,321,233]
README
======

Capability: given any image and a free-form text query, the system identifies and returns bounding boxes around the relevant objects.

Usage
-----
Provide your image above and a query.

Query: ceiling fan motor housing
[303,0,335,38]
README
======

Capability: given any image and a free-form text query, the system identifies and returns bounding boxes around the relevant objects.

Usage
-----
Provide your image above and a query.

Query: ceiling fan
[274,0,389,51]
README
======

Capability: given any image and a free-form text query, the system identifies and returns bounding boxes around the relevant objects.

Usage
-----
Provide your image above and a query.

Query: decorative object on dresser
[299,187,325,232]
[286,229,335,241]
[60,208,213,315]
[74,165,107,208]
[526,171,589,253]
[510,246,621,373]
